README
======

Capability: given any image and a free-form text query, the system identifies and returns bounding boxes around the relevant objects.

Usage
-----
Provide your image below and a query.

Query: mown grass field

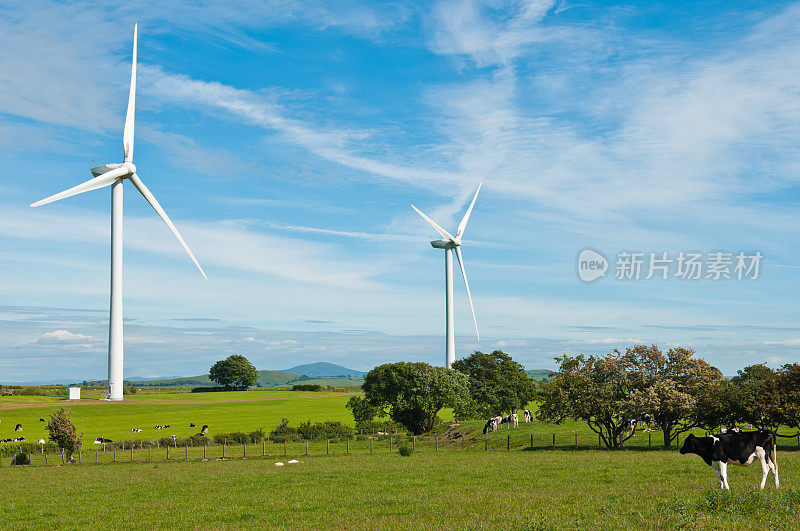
[0,389,359,444]
[1,450,798,529]
[3,389,799,453]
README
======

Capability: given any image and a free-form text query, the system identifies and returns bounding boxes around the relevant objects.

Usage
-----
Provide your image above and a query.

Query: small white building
[67,387,81,400]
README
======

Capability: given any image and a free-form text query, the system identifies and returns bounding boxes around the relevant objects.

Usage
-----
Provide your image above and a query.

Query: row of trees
[539,345,800,449]
[353,351,535,435]
[353,346,800,448]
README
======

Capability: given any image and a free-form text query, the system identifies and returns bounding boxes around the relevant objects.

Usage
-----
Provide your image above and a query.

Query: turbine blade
[30,166,128,207]
[123,23,137,162]
[456,182,482,239]
[128,173,206,279]
[411,205,455,242]
[455,246,479,341]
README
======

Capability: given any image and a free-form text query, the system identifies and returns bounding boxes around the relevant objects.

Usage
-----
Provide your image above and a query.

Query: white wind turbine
[412,183,482,368]
[30,24,206,401]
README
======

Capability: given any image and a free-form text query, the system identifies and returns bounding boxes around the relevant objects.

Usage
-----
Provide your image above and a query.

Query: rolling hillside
[526,369,553,381]
[284,362,365,378]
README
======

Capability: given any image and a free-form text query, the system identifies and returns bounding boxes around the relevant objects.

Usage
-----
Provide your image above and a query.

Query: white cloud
[38,329,94,344]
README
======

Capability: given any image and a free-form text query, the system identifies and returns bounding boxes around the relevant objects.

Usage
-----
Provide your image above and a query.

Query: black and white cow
[679,430,779,490]
[15,423,22,432]
[500,413,519,428]
[189,423,196,428]
[94,437,113,444]
[131,428,143,433]
[523,410,533,423]
[483,417,499,434]
[200,424,209,435]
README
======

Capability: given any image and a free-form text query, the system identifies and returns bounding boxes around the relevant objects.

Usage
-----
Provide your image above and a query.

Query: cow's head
[679,434,701,455]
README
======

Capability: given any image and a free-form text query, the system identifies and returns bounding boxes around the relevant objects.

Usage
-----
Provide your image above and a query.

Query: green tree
[362,362,469,435]
[452,350,536,419]
[620,345,722,448]
[45,407,81,459]
[209,354,258,389]
[539,353,636,449]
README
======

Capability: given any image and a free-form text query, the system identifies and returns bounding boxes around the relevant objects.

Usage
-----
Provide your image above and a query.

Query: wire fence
[2,429,799,469]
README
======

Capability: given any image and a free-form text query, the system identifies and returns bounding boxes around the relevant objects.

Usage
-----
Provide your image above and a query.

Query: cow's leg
[718,461,730,490]
[756,447,769,490]
[768,445,779,488]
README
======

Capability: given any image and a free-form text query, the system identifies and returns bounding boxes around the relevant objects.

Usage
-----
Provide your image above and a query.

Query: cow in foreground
[483,417,499,434]
[679,430,778,490]
[523,410,532,423]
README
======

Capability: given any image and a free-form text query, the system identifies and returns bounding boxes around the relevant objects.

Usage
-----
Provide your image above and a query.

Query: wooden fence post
[44,451,47,465]
[112,448,116,463]
[186,445,189,460]
[347,439,350,454]
[62,448,65,463]
[552,433,555,450]
[130,446,133,462]
[648,432,652,448]
[574,433,578,449]
[243,442,247,458]
[284,440,287,457]
[262,440,265,457]
[78,448,82,464]
[327,439,330,455]
[485,435,488,451]
[507,434,510,451]
[305,440,308,456]
[95,449,98,464]
[389,438,392,453]
[149,446,151,461]
[370,438,373,454]
[435,436,438,452]
[203,445,206,460]
[166,446,169,460]
[223,440,226,458]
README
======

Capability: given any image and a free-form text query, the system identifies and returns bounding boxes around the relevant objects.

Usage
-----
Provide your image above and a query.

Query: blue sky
[2,0,800,382]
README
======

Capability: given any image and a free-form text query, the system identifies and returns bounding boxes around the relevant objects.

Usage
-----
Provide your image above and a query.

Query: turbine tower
[412,183,481,368]
[30,24,206,401]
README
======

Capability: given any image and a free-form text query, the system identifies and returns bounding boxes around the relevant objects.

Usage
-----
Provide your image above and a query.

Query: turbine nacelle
[431,239,457,249]
[90,162,136,178]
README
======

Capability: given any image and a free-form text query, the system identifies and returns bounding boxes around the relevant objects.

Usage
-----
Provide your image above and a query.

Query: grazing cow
[12,437,25,442]
[189,423,196,428]
[15,423,22,432]
[483,418,498,434]
[200,425,209,435]
[501,413,519,428]
[93,437,113,444]
[38,439,45,444]
[131,428,143,433]
[523,410,533,423]
[680,430,779,490]
[39,418,45,422]
[164,424,171,428]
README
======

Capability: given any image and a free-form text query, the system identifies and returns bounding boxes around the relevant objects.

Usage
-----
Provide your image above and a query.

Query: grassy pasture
[0,390,358,444]
[3,389,799,452]
[1,450,798,529]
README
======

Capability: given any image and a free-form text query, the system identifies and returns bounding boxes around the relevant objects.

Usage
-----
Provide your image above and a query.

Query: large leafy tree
[452,350,536,418]
[539,353,637,449]
[209,354,258,389]
[620,345,722,448]
[779,363,800,435]
[362,362,469,435]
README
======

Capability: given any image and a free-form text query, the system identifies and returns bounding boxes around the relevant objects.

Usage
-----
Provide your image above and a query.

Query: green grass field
[1,450,797,528]
[0,389,360,444]
[2,390,799,528]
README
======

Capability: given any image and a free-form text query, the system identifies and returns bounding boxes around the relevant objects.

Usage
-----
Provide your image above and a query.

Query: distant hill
[119,370,302,388]
[284,362,365,378]
[526,369,553,381]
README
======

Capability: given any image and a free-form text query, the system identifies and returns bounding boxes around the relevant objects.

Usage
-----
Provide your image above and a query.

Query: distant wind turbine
[412,183,481,368]
[30,24,206,401]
